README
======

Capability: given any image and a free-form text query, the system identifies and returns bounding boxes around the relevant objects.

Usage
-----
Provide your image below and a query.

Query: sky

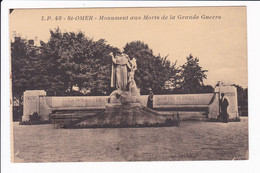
[9,7,248,88]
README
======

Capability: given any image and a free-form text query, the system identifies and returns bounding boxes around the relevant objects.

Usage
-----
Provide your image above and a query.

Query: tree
[232,84,248,107]
[40,28,120,95]
[11,36,28,103]
[123,41,178,94]
[11,35,54,121]
[11,36,45,103]
[200,85,214,93]
[179,54,208,94]
[11,29,120,97]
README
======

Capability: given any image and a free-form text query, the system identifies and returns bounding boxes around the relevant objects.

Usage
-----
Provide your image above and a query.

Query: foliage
[11,36,44,104]
[123,41,178,94]
[19,112,51,125]
[29,112,42,121]
[11,29,120,98]
[200,85,214,93]
[232,84,248,107]
[41,28,119,96]
[13,105,23,122]
[12,30,244,100]
[178,54,208,94]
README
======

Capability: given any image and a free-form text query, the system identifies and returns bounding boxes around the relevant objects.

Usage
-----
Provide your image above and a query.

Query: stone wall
[153,94,214,107]
[23,90,46,121]
[23,86,238,121]
[215,86,239,118]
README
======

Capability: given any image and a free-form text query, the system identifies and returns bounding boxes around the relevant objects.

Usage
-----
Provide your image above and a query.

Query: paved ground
[12,117,248,162]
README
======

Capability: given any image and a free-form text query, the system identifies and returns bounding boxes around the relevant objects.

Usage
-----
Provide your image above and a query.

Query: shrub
[29,112,42,121]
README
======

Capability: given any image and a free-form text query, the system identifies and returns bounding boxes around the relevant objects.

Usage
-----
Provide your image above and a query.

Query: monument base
[62,102,179,128]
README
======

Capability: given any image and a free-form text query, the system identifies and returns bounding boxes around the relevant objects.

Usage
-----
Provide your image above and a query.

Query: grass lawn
[12,117,248,162]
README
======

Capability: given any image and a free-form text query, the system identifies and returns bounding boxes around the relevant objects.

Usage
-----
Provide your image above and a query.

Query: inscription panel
[154,94,214,106]
[23,90,46,121]
[51,96,108,108]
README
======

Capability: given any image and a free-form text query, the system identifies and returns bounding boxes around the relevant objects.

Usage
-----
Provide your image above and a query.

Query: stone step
[52,110,101,114]
[156,111,207,121]
[51,112,98,118]
[63,104,180,128]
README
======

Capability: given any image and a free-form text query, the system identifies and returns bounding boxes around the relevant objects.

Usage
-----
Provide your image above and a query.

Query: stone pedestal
[49,88,178,128]
[74,93,178,128]
[215,85,239,119]
[23,90,46,121]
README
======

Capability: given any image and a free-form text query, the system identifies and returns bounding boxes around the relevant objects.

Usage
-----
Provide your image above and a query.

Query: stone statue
[109,52,140,103]
[128,58,140,97]
[110,52,131,91]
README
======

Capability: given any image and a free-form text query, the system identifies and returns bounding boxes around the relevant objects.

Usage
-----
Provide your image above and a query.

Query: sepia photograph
[9,6,248,163]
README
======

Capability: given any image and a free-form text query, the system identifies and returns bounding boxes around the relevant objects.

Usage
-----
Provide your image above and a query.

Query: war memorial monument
[9,7,248,163]
[21,51,239,127]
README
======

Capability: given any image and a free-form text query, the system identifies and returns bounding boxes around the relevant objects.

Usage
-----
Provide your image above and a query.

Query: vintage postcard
[9,6,248,163]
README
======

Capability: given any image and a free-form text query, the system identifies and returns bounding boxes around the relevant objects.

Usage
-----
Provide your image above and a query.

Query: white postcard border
[2,1,260,173]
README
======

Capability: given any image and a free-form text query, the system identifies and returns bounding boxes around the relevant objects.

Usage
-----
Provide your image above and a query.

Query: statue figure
[128,58,140,97]
[109,52,140,103]
[128,58,137,83]
[110,52,131,91]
